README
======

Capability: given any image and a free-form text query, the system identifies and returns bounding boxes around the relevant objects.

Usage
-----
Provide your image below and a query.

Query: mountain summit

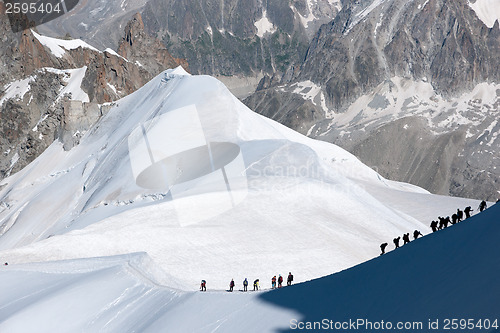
[0,68,478,289]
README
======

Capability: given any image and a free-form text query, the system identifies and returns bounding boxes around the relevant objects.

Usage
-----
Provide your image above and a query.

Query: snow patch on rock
[254,9,276,37]
[32,30,100,58]
[469,0,500,28]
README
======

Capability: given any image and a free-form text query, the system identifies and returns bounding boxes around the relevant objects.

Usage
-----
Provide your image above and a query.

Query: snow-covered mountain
[246,0,500,201]
[0,5,185,186]
[0,68,481,294]
[0,182,497,332]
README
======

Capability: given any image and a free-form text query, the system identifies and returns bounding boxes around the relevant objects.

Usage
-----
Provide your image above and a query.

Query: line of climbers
[200,272,294,292]
[380,201,488,255]
[430,202,486,232]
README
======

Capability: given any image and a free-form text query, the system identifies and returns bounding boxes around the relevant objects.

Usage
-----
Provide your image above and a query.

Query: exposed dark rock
[0,9,186,181]
[299,0,500,110]
[246,0,500,200]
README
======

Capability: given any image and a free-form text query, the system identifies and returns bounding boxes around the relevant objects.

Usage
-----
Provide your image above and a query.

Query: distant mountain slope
[24,0,500,201]
[0,5,185,184]
[246,0,500,200]
[37,0,150,50]
[299,0,499,109]
[140,0,340,77]
[35,0,341,79]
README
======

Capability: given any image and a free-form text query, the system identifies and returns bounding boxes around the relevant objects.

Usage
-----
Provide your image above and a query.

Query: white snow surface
[104,48,129,62]
[41,67,90,103]
[56,67,90,103]
[293,2,316,29]
[0,68,483,298]
[345,0,388,34]
[469,0,500,28]
[0,203,497,332]
[281,80,331,117]
[1,67,90,110]
[31,30,100,58]
[291,0,342,31]
[254,9,276,37]
[0,76,36,106]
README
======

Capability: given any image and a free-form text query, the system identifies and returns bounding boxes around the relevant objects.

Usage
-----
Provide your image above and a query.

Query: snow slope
[44,67,91,103]
[254,9,276,37]
[31,30,100,58]
[0,203,497,332]
[0,68,482,293]
[469,0,500,28]
[0,76,36,107]
[261,202,500,332]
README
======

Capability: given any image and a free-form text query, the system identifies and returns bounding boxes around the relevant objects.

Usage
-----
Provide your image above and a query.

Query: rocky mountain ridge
[140,0,340,77]
[0,6,185,180]
[37,0,151,51]
[245,0,500,200]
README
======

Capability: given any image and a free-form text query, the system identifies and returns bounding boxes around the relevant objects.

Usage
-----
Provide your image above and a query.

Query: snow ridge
[0,69,481,294]
[31,30,100,58]
[469,0,500,28]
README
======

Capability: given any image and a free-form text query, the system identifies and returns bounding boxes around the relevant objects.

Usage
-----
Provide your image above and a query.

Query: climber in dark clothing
[413,230,423,240]
[464,206,473,219]
[287,272,293,286]
[438,217,445,230]
[278,275,283,288]
[479,200,487,212]
[444,216,450,228]
[253,279,260,291]
[456,209,463,222]
[430,220,438,232]
[451,214,458,225]
[403,233,410,245]
[393,236,401,248]
[380,243,388,255]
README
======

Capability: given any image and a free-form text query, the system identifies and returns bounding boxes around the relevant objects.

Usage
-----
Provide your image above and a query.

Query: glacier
[0,68,492,331]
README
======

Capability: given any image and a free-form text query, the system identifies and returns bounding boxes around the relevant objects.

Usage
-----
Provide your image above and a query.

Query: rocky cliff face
[0,7,185,180]
[287,0,499,112]
[37,0,150,50]
[118,13,188,74]
[27,0,341,96]
[140,0,340,76]
[246,0,500,200]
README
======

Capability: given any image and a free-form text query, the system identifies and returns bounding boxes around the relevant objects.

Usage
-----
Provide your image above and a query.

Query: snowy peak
[469,0,500,28]
[0,14,187,190]
[247,0,500,200]
[0,68,467,291]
